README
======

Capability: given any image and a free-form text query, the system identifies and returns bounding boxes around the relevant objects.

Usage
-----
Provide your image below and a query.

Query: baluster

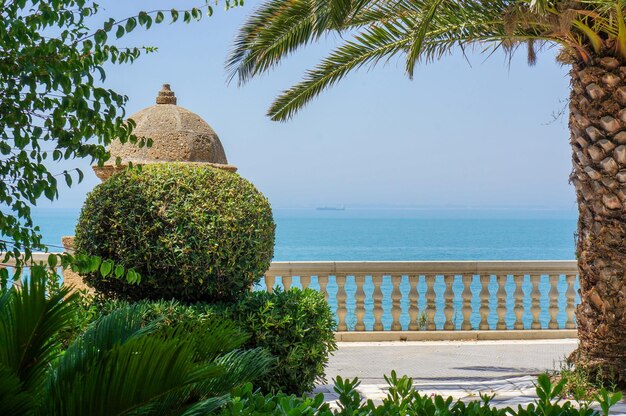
[496,275,508,330]
[565,274,577,329]
[513,275,525,330]
[548,275,560,329]
[443,275,455,330]
[461,275,473,330]
[408,275,420,331]
[479,275,491,330]
[390,275,402,330]
[318,275,329,302]
[372,275,384,331]
[530,274,542,329]
[425,275,436,330]
[265,274,276,293]
[354,275,366,331]
[335,274,348,331]
[300,275,311,289]
[282,275,292,291]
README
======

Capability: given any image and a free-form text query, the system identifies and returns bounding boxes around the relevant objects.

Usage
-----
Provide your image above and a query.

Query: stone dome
[95,84,236,180]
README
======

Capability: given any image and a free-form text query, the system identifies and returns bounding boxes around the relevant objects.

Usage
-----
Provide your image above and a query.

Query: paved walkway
[314,339,626,414]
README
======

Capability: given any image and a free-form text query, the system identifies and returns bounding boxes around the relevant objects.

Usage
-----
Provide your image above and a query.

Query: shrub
[94,288,337,396]
[223,288,338,395]
[217,373,623,416]
[74,163,275,303]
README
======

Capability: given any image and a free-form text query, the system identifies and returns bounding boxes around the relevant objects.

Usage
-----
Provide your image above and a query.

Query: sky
[47,0,576,212]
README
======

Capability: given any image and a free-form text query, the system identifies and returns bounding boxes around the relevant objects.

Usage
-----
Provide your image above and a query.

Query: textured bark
[569,57,626,386]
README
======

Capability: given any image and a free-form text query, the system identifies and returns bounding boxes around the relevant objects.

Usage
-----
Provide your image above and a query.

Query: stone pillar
[61,236,92,293]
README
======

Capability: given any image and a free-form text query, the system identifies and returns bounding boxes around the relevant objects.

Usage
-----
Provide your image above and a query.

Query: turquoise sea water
[29,207,579,330]
[33,207,578,261]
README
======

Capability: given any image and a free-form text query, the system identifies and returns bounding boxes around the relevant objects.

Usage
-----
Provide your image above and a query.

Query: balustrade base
[334,330,577,342]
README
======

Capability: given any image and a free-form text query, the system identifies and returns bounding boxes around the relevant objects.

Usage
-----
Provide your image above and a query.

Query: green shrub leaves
[223,288,338,395]
[93,288,337,396]
[74,163,275,303]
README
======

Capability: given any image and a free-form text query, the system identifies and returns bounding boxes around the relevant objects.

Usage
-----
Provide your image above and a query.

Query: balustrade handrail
[266,260,578,275]
[0,252,57,267]
[2,256,579,274]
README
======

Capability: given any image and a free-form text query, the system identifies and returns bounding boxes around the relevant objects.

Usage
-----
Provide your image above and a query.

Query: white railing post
[548,275,560,329]
[513,274,525,330]
[425,275,437,330]
[318,275,329,302]
[479,275,491,330]
[408,275,420,330]
[354,275,366,331]
[391,275,402,331]
[565,274,577,329]
[282,275,292,291]
[300,275,311,289]
[461,275,473,330]
[496,275,508,330]
[265,274,276,293]
[335,274,348,331]
[443,275,455,330]
[372,274,384,331]
[530,274,542,329]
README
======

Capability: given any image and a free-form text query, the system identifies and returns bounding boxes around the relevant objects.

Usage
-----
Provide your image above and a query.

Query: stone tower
[93,84,237,181]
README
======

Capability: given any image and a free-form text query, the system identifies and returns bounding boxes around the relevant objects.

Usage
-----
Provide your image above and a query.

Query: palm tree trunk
[569,57,626,386]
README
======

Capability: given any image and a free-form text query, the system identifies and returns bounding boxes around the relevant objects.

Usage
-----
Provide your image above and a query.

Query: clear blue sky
[49,0,575,212]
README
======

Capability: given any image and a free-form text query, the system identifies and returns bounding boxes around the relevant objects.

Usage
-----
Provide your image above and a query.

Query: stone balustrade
[261,261,580,340]
[3,256,580,340]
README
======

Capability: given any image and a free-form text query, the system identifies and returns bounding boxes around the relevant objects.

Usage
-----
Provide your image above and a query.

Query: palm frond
[227,0,376,84]
[49,304,158,391]
[45,325,222,415]
[0,363,34,415]
[268,21,409,120]
[200,348,275,394]
[405,0,446,78]
[267,0,547,120]
[179,396,230,416]
[232,0,626,120]
[0,272,78,393]
[227,0,322,84]
[45,307,272,415]
[168,317,251,362]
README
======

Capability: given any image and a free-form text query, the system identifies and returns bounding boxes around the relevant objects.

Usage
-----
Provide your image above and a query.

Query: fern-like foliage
[228,0,626,120]
[0,272,273,416]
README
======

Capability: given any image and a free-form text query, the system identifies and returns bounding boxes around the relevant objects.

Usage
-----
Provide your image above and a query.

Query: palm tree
[228,0,626,384]
[0,270,273,415]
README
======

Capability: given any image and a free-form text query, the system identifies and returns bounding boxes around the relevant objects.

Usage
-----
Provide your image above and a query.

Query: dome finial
[156,83,177,105]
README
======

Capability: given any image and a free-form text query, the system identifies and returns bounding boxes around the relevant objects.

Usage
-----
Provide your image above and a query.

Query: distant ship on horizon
[316,205,346,211]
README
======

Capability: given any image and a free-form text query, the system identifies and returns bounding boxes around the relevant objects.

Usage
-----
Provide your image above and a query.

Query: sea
[29,206,579,330]
[32,207,578,261]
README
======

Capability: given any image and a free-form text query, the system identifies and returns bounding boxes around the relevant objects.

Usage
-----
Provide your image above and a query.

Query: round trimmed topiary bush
[74,163,275,303]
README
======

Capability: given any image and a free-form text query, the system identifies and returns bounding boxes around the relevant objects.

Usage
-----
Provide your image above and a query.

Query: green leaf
[94,29,107,45]
[125,17,137,32]
[64,172,72,187]
[88,256,102,273]
[126,269,137,284]
[100,260,113,278]
[116,25,125,39]
[103,18,115,31]
[114,265,124,279]
[47,254,58,268]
